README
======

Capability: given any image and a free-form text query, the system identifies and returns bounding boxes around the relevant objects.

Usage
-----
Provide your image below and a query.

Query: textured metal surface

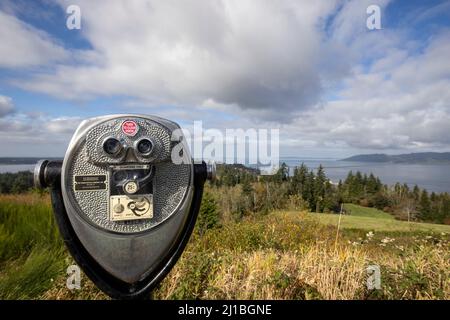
[55,114,197,285]
[85,118,172,164]
[64,115,191,234]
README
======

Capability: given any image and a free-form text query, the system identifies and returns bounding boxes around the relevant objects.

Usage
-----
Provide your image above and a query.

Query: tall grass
[152,213,449,300]
[0,193,65,299]
[155,246,368,300]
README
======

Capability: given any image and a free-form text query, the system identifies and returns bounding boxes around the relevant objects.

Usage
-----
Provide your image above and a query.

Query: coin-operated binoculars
[34,115,214,299]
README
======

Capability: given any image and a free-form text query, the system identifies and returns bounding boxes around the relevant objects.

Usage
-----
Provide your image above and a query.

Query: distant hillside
[216,163,260,176]
[341,152,450,164]
[0,157,61,165]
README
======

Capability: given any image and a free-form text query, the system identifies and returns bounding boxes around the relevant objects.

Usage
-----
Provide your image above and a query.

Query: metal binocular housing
[34,114,215,299]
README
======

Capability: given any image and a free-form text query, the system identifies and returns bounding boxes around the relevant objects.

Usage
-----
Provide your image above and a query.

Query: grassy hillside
[314,212,450,233]
[343,203,395,220]
[0,193,449,300]
[304,204,450,233]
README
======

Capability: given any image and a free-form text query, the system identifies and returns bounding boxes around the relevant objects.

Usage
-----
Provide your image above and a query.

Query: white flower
[381,237,395,244]
[366,231,375,239]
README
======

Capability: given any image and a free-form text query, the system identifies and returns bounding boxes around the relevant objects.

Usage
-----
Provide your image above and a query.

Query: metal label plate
[74,174,107,191]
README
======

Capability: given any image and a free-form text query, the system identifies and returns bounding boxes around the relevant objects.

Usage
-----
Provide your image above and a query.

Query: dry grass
[189,245,367,300]
[152,212,449,300]
[41,268,108,300]
[0,192,50,206]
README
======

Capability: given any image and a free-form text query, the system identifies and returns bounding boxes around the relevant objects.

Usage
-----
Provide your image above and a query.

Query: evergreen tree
[274,162,289,183]
[366,173,379,194]
[323,180,337,212]
[305,171,316,211]
[197,191,219,236]
[430,192,437,202]
[440,196,450,224]
[412,185,421,200]
[418,190,432,221]
[344,171,354,202]
[291,163,308,195]
[336,179,344,204]
[354,171,363,195]
[314,165,327,212]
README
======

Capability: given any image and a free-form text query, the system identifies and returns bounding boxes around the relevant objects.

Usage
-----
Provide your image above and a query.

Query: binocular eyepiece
[34,114,214,299]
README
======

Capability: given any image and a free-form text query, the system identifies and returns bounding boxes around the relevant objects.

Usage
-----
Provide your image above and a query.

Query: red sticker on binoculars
[122,120,138,136]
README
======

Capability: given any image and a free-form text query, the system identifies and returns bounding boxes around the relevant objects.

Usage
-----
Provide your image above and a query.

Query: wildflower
[380,237,395,245]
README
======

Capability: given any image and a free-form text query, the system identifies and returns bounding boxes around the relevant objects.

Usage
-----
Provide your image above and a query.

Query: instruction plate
[109,195,153,221]
[74,175,107,191]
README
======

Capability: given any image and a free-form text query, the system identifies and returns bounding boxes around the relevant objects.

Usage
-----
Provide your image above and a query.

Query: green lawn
[309,211,450,233]
[343,203,395,220]
[278,202,450,233]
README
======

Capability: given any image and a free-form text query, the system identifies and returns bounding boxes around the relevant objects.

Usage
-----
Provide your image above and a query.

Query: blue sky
[0,0,449,158]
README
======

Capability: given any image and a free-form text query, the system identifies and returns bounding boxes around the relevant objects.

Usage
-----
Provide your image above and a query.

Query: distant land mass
[341,152,450,164]
[0,157,62,165]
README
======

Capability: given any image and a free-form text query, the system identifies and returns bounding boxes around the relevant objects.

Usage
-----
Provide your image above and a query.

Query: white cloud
[281,28,450,151]
[1,0,450,155]
[0,112,81,156]
[0,10,68,68]
[45,117,82,134]
[0,95,15,117]
[18,0,346,121]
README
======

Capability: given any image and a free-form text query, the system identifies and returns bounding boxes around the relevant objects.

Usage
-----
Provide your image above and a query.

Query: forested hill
[341,152,450,164]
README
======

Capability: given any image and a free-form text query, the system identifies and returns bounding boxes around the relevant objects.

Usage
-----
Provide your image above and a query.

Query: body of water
[0,164,35,173]
[281,158,450,193]
[1,160,450,193]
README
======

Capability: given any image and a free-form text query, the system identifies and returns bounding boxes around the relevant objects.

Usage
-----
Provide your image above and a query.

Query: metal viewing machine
[34,114,214,299]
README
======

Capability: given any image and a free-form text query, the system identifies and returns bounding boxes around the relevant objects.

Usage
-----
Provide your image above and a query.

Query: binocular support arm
[34,159,64,189]
[34,159,214,299]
